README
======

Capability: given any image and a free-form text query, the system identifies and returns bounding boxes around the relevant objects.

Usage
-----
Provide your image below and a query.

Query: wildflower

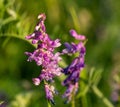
[69,29,86,41]
[62,29,86,102]
[25,13,62,104]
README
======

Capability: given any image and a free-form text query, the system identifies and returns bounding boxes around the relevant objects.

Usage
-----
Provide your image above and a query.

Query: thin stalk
[2,17,17,25]
[69,6,81,32]
[92,85,114,107]
[47,100,51,107]
[71,87,76,107]
[2,37,10,48]
[71,95,75,107]
[82,96,88,107]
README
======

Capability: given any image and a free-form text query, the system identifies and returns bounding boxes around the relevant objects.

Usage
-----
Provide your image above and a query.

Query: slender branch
[47,100,51,107]
[1,37,10,48]
[71,95,75,107]
[71,87,75,107]
[92,85,114,107]
[69,6,81,32]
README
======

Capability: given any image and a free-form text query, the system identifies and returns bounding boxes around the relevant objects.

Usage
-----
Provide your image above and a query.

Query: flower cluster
[25,13,62,104]
[62,29,86,103]
[25,13,86,104]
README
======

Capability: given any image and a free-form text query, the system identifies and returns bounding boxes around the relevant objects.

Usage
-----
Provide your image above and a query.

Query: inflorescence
[62,29,86,103]
[25,13,86,104]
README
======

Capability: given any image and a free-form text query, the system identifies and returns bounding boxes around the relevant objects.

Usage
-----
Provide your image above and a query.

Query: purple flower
[25,13,62,104]
[25,13,87,104]
[62,29,86,102]
[62,42,77,54]
[69,29,86,41]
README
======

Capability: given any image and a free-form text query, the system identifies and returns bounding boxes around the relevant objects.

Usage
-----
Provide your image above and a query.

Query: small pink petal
[32,78,41,85]
[70,29,86,40]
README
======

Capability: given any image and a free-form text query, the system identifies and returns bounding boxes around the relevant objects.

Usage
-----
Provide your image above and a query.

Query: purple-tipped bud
[51,39,61,47]
[26,33,35,39]
[62,42,77,54]
[32,39,38,44]
[38,13,46,20]
[70,29,86,41]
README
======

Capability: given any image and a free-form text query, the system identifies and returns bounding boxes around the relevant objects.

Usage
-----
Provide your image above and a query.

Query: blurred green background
[0,0,120,107]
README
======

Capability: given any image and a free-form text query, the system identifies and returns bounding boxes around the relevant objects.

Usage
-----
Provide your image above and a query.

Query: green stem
[71,95,75,107]
[71,88,75,107]
[82,96,88,107]
[1,37,10,48]
[2,17,17,25]
[47,100,51,107]
[69,6,81,32]
[92,85,114,107]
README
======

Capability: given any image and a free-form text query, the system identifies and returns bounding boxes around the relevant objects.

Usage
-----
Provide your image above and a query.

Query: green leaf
[0,34,35,48]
